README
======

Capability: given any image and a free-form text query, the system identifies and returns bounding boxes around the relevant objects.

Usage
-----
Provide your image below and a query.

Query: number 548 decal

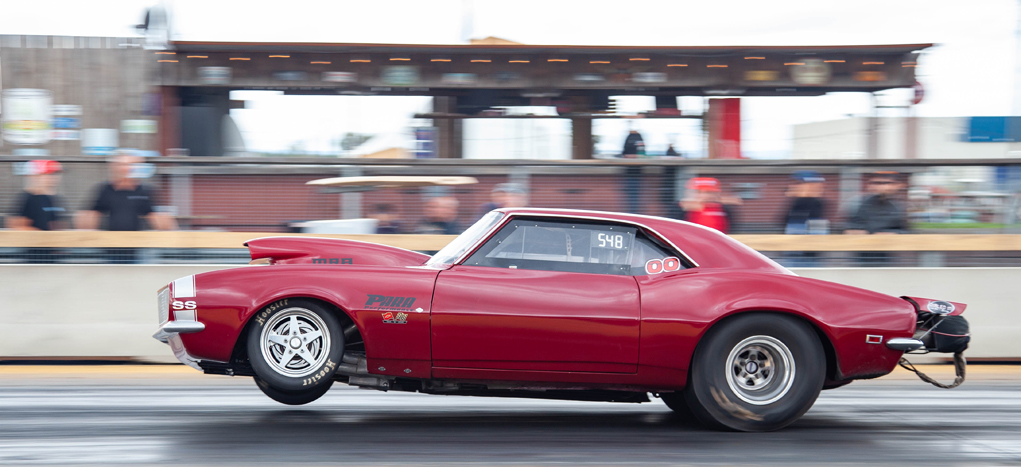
[646,257,681,274]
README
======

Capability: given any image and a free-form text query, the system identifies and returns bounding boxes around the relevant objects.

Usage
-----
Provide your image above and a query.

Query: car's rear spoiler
[901,296,966,316]
[245,236,430,267]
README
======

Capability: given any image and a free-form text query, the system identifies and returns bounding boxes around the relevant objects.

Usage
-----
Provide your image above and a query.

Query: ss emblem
[172,300,197,310]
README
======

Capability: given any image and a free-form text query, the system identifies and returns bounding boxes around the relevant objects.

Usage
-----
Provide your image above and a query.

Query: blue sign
[414,127,436,158]
[53,117,80,129]
[965,117,1021,142]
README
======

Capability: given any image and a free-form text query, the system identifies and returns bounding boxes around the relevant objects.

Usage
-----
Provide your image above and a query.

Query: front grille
[158,288,170,325]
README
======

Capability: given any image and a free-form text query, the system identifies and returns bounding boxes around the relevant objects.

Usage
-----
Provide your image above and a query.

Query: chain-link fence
[2,156,1021,265]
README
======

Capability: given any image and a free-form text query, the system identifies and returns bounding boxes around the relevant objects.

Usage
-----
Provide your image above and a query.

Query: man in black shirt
[781,171,828,267]
[622,129,645,158]
[621,128,645,214]
[76,154,176,263]
[6,160,66,263]
[7,160,65,231]
[416,196,461,235]
[783,171,827,234]
[845,171,909,265]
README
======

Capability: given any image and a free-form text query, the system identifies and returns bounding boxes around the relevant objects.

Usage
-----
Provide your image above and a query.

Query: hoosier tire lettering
[303,359,337,386]
[255,298,289,326]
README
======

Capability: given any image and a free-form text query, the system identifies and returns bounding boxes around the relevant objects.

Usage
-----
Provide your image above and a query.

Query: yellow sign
[744,70,780,81]
[1,120,50,131]
[854,71,887,82]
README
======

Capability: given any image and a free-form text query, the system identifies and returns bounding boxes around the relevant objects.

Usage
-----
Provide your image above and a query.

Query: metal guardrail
[2,231,1021,252]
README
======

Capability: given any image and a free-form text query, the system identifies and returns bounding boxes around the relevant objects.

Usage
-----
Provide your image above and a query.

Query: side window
[464,218,636,275]
[630,233,687,275]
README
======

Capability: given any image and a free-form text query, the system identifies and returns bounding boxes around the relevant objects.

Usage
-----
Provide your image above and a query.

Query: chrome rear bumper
[886,337,925,352]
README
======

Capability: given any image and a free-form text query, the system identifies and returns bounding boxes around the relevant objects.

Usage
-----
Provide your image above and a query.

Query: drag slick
[154,208,969,431]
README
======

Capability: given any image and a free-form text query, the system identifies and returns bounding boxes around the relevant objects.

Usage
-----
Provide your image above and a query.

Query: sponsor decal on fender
[382,311,409,324]
[645,256,681,275]
[365,294,416,311]
[312,257,353,265]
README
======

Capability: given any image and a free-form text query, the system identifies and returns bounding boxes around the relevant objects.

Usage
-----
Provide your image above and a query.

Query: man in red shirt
[678,177,738,234]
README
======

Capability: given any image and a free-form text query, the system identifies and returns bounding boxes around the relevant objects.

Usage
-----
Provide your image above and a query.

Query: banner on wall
[81,128,119,155]
[1,89,53,145]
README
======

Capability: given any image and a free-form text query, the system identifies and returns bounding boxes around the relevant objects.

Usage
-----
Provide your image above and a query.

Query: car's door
[431,217,641,373]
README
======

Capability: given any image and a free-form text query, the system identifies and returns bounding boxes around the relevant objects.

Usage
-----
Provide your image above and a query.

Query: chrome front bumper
[153,321,206,371]
[152,321,205,343]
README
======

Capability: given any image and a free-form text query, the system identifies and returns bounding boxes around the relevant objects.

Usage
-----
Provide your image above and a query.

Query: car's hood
[245,236,430,267]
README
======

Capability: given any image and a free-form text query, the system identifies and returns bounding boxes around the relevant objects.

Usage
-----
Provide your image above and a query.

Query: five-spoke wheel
[260,309,331,378]
[247,299,344,397]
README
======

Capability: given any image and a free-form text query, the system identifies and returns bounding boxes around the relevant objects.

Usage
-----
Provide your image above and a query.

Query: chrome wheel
[259,307,331,378]
[725,335,796,405]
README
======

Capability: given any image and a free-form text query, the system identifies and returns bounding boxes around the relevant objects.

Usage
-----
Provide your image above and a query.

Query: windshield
[426,211,505,268]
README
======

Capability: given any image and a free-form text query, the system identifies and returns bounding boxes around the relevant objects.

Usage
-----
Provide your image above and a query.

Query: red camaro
[154,208,967,431]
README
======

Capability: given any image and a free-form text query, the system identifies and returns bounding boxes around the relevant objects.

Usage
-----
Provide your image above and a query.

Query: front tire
[247,298,344,392]
[254,374,333,405]
[684,313,825,432]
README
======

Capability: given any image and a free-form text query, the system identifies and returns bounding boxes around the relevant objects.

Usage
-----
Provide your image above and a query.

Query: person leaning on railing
[843,171,909,266]
[73,153,177,264]
[5,160,67,264]
[779,171,829,267]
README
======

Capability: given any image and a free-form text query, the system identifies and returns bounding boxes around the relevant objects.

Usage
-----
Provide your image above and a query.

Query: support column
[867,93,879,159]
[905,105,918,159]
[158,86,180,157]
[433,96,462,159]
[340,167,362,219]
[707,98,741,159]
[571,117,593,159]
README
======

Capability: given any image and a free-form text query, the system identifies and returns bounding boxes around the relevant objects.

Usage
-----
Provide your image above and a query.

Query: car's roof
[494,208,787,273]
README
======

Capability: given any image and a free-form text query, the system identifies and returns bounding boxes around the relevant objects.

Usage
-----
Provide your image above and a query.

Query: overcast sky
[2,0,1018,157]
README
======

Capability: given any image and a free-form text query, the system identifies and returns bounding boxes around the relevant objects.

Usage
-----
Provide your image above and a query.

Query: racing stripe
[172,275,195,298]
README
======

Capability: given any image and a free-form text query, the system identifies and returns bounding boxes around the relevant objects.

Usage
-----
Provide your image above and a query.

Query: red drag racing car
[154,208,967,431]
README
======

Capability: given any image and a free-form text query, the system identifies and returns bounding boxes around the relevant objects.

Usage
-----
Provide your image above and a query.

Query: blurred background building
[2,0,1021,266]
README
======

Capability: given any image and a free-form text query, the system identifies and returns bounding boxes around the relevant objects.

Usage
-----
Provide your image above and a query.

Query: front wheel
[254,374,333,405]
[247,299,344,392]
[684,313,825,432]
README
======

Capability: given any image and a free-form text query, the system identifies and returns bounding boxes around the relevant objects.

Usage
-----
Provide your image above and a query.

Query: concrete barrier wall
[0,265,1016,361]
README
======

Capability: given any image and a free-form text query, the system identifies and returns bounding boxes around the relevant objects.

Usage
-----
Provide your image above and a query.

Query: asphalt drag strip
[0,364,1018,466]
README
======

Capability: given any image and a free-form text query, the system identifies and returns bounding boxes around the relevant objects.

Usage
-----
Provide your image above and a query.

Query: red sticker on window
[646,259,663,274]
[663,256,680,272]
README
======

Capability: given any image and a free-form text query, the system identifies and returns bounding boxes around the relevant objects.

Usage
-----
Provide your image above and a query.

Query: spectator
[621,128,645,213]
[369,203,403,234]
[844,171,909,266]
[477,183,528,218]
[621,129,646,158]
[676,177,739,234]
[7,160,65,231]
[417,196,461,235]
[498,183,528,208]
[75,153,177,263]
[660,144,682,213]
[7,160,66,264]
[783,171,828,234]
[781,171,829,267]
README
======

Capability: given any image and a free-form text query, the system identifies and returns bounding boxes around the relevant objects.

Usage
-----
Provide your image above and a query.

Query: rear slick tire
[255,375,333,405]
[660,392,696,422]
[684,313,825,432]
